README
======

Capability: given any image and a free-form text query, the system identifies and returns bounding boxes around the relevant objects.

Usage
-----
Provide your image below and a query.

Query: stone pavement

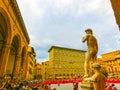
[51,83,76,90]
[50,83,120,90]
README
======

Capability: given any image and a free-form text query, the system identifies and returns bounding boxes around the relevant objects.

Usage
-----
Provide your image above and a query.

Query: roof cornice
[9,0,30,44]
[48,45,86,52]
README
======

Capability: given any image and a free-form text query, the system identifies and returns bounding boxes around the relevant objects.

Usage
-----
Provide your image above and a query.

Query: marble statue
[84,63,106,90]
[81,29,106,90]
[82,29,98,78]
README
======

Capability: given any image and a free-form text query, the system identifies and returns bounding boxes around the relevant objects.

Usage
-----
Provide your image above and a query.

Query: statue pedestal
[80,81,94,90]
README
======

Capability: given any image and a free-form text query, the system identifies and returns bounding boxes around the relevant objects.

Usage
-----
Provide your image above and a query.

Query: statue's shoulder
[91,73,99,80]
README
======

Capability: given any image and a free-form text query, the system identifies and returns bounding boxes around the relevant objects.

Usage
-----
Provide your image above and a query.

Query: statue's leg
[90,53,97,76]
[84,52,91,78]
[91,51,97,63]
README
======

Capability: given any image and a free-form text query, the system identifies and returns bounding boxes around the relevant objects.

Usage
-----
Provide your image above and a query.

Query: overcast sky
[17,0,120,63]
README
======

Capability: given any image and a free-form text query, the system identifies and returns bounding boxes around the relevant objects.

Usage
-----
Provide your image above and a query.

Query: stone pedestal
[80,81,94,90]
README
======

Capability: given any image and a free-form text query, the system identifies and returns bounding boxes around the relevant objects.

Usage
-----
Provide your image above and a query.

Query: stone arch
[21,46,27,68]
[0,7,12,45]
[0,7,12,77]
[11,34,22,54]
[0,7,12,56]
[6,34,21,77]
[19,46,27,79]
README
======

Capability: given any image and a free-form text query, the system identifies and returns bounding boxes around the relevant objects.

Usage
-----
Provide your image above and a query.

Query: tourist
[111,84,118,90]
[53,88,57,90]
[73,82,78,90]
[106,84,112,90]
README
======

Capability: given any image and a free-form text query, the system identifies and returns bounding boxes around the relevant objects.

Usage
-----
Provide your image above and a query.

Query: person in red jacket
[73,82,78,90]
[106,84,112,90]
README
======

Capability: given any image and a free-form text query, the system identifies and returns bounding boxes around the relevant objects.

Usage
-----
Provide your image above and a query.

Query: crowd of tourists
[0,78,82,90]
[0,79,57,90]
[0,78,120,90]
[0,79,37,90]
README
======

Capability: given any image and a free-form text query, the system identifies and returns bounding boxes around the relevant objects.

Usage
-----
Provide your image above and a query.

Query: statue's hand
[84,77,92,82]
[82,36,86,42]
[83,74,89,78]
[84,77,90,81]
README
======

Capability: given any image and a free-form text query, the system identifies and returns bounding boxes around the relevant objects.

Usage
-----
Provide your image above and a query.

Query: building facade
[47,46,86,79]
[101,50,120,78]
[0,0,30,79]
[34,63,42,79]
[110,0,120,30]
[41,61,50,80]
[25,46,36,80]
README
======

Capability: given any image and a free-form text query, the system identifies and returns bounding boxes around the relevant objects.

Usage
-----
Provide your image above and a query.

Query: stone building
[34,63,42,79]
[41,61,50,80]
[101,50,120,78]
[47,46,86,79]
[25,46,36,80]
[0,0,30,79]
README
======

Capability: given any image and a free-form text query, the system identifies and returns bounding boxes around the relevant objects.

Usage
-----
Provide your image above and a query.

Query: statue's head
[92,63,101,69]
[85,28,93,34]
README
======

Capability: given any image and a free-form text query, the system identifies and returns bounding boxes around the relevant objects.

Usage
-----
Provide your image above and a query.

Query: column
[0,44,11,78]
[13,55,21,79]
[22,52,28,79]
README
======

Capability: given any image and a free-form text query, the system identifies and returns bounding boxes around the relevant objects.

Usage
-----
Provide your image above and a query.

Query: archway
[20,46,27,79]
[6,35,20,78]
[0,13,7,57]
[19,47,26,72]
[0,8,12,78]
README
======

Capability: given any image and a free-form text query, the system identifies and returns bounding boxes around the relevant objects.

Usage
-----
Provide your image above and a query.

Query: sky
[17,0,120,63]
